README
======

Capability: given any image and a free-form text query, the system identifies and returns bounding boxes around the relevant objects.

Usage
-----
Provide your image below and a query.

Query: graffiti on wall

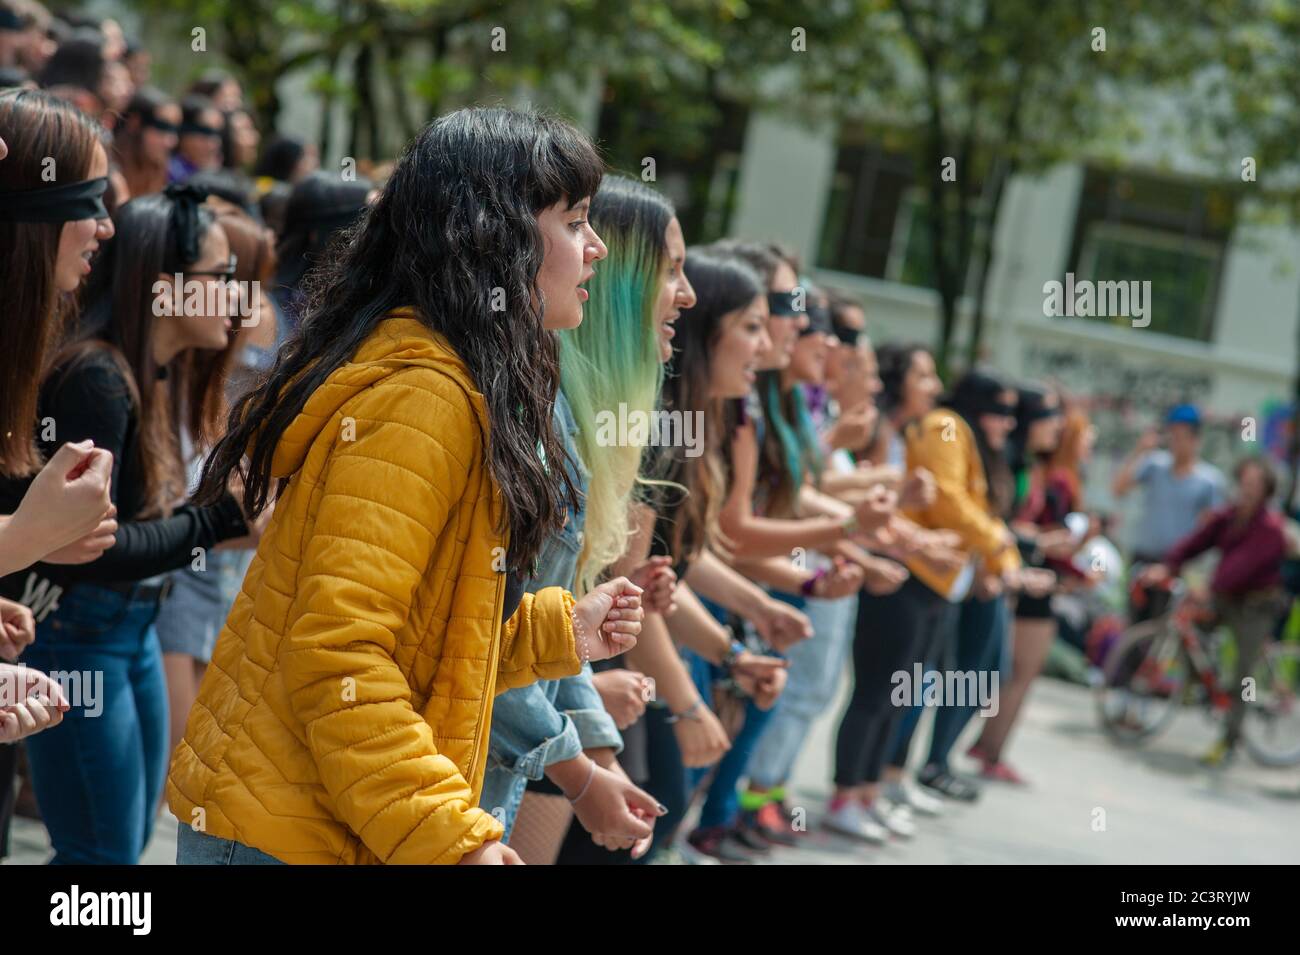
[1021,342,1292,472]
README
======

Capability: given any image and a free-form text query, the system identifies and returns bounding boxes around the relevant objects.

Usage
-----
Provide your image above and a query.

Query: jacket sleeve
[36,360,249,581]
[496,585,581,693]
[278,371,503,865]
[1214,521,1286,594]
[553,664,624,752]
[1164,509,1225,574]
[486,683,584,780]
[908,415,1010,563]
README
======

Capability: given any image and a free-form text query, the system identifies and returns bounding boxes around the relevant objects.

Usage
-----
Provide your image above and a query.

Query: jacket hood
[270,308,486,478]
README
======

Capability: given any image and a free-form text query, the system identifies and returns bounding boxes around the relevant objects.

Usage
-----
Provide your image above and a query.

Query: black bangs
[527,112,605,213]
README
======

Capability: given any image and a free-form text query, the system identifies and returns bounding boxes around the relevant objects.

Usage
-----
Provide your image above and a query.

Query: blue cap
[1165,404,1201,428]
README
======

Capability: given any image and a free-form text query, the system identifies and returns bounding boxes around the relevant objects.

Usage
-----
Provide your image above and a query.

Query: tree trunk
[1287,295,1300,513]
[965,156,1013,367]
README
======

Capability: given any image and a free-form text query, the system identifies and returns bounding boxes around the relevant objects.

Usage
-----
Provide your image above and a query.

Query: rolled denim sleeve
[553,665,624,753]
[487,682,583,781]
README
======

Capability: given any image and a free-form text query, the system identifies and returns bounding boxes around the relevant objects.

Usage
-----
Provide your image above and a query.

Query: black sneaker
[917,765,980,802]
[727,820,772,854]
[687,825,754,864]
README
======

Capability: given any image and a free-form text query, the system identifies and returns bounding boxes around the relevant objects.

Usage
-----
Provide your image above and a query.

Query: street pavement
[8,676,1299,865]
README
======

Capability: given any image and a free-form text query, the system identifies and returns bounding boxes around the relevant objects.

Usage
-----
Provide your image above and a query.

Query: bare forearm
[729,555,809,597]
[623,612,700,712]
[717,508,849,559]
[820,465,901,498]
[0,516,44,576]
[663,582,731,664]
[684,549,770,621]
[798,484,852,519]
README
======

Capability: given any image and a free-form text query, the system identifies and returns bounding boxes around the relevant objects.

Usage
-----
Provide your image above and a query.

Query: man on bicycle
[1112,404,1226,622]
[1140,456,1286,766]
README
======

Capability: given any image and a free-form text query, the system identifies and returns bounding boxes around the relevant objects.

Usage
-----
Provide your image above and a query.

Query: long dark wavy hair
[113,86,176,199]
[943,367,1016,519]
[195,107,604,573]
[657,249,763,563]
[273,170,374,299]
[876,341,932,419]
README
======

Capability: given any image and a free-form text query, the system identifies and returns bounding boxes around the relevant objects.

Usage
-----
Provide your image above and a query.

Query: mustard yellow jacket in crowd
[167,310,581,864]
[901,407,1021,597]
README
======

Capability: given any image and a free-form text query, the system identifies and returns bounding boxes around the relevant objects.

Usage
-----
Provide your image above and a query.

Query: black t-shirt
[0,347,248,615]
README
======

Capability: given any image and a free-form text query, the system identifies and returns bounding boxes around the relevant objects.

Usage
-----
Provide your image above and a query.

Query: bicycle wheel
[1242,641,1300,767]
[1095,619,1189,745]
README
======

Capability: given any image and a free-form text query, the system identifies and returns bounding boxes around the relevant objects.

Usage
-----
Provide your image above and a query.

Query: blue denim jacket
[480,390,623,837]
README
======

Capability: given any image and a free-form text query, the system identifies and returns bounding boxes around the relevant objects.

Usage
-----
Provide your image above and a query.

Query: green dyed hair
[757,371,824,517]
[560,174,675,595]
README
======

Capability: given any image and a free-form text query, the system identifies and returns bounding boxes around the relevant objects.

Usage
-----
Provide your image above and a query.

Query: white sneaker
[886,779,944,818]
[824,801,888,844]
[867,797,917,839]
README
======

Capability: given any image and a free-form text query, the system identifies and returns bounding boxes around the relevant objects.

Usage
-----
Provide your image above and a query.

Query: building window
[817,137,914,280]
[818,134,981,295]
[1066,168,1235,342]
[594,84,747,243]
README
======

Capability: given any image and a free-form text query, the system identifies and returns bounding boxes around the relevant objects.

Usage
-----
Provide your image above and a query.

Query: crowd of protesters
[0,2,1290,866]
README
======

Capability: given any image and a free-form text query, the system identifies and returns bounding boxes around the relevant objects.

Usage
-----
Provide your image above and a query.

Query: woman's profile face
[292,143,319,183]
[758,259,802,371]
[902,349,941,419]
[230,111,260,167]
[536,195,607,331]
[180,109,223,168]
[1027,392,1064,452]
[156,223,235,353]
[652,216,696,363]
[142,102,180,164]
[979,388,1019,451]
[1079,424,1096,461]
[708,294,770,399]
[55,143,116,292]
[788,330,831,385]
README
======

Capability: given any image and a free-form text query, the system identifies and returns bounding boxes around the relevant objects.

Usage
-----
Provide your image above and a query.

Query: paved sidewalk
[8,677,1299,865]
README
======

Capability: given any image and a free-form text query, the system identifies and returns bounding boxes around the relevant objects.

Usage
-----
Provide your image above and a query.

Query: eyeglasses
[185,253,238,280]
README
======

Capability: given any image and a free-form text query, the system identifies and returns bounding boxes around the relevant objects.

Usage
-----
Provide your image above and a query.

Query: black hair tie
[163,182,210,268]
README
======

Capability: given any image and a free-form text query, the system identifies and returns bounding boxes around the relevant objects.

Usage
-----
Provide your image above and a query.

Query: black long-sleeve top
[0,347,248,614]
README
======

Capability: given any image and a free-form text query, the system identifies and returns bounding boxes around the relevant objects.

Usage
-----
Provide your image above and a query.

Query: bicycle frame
[1141,578,1233,711]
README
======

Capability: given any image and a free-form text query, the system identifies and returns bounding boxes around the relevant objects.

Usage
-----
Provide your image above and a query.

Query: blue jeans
[176,821,286,864]
[21,583,169,864]
[747,594,857,790]
[684,647,775,831]
[926,594,1009,771]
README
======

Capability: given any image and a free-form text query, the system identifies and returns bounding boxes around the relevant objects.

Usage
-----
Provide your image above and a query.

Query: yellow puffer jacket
[902,407,1021,597]
[167,310,581,864]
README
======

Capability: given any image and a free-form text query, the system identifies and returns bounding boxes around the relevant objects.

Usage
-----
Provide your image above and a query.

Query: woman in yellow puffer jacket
[167,107,650,865]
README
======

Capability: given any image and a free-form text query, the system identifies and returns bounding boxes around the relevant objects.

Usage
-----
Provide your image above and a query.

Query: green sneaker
[1199,739,1234,768]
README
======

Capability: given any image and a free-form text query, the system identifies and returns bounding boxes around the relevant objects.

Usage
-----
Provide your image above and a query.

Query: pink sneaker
[979,759,1028,785]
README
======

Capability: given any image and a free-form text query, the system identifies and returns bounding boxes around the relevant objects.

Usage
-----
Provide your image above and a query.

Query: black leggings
[834,576,951,788]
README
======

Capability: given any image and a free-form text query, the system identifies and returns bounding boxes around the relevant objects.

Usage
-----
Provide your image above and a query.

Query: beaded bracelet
[571,602,590,665]
[664,698,704,724]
